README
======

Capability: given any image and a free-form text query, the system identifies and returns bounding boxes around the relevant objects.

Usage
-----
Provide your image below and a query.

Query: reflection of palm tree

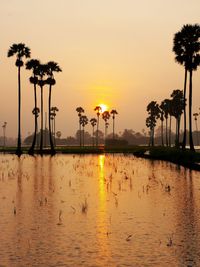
[46,61,62,154]
[102,111,110,143]
[80,115,88,146]
[8,43,31,156]
[110,109,118,140]
[173,24,200,151]
[193,113,199,146]
[94,106,102,146]
[37,64,48,153]
[26,59,40,154]
[76,107,84,146]
[90,118,97,146]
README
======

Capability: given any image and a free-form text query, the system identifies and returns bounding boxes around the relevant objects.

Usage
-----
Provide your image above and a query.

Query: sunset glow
[99,104,108,113]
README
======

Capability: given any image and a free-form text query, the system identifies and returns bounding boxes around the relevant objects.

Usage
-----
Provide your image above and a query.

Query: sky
[0,0,200,139]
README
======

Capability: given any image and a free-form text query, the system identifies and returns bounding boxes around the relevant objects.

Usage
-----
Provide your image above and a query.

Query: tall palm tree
[26,59,40,154]
[173,24,200,151]
[102,111,110,144]
[90,118,97,146]
[37,64,48,153]
[76,107,84,146]
[46,61,62,154]
[110,109,118,140]
[80,115,88,146]
[7,43,31,156]
[94,106,102,146]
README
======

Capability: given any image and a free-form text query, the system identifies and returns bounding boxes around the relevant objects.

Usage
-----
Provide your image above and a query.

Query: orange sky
[0,0,200,138]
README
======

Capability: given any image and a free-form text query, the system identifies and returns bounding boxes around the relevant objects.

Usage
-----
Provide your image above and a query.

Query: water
[0,154,200,267]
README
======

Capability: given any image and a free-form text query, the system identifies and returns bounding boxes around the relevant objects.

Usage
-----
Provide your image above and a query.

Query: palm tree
[146,101,160,146]
[102,111,110,144]
[32,107,40,148]
[171,90,184,147]
[46,61,62,154]
[193,113,199,146]
[160,99,171,146]
[80,115,88,146]
[51,107,59,146]
[159,108,164,146]
[7,43,31,156]
[110,109,118,140]
[173,24,200,151]
[26,59,40,154]
[94,106,102,146]
[90,118,97,146]
[76,107,84,146]
[37,64,48,153]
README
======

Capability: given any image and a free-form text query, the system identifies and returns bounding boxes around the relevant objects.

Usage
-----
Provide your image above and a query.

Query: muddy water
[0,154,200,266]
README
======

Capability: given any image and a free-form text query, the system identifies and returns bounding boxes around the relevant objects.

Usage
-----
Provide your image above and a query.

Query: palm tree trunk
[16,66,22,156]
[182,68,187,149]
[104,123,106,145]
[54,117,56,147]
[48,85,55,154]
[166,118,168,146]
[169,116,171,147]
[113,116,115,140]
[83,127,84,146]
[177,117,180,146]
[92,126,94,146]
[96,115,99,146]
[152,127,154,146]
[161,120,164,146]
[40,85,43,153]
[195,119,199,146]
[79,119,81,147]
[189,70,195,151]
[29,81,37,154]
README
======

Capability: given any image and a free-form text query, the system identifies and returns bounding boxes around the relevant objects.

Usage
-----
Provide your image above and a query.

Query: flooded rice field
[0,154,200,267]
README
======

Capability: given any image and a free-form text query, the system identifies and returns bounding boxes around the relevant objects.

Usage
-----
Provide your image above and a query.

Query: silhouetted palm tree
[90,118,97,146]
[102,111,110,144]
[193,113,199,145]
[94,106,102,146]
[160,99,171,146]
[37,64,48,153]
[51,106,59,146]
[7,43,31,156]
[171,90,184,147]
[173,24,200,151]
[146,101,160,146]
[76,107,84,146]
[159,108,164,146]
[80,115,88,146]
[46,61,62,154]
[26,59,40,154]
[110,109,118,140]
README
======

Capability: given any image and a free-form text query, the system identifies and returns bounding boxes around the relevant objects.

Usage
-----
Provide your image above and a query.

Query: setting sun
[99,104,108,113]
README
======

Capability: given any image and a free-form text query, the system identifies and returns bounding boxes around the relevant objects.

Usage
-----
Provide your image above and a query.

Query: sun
[99,104,108,113]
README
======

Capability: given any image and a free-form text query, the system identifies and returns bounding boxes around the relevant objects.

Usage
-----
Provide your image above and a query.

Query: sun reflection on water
[96,155,111,264]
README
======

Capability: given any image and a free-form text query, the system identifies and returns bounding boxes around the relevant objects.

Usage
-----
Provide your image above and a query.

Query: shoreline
[0,146,200,171]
